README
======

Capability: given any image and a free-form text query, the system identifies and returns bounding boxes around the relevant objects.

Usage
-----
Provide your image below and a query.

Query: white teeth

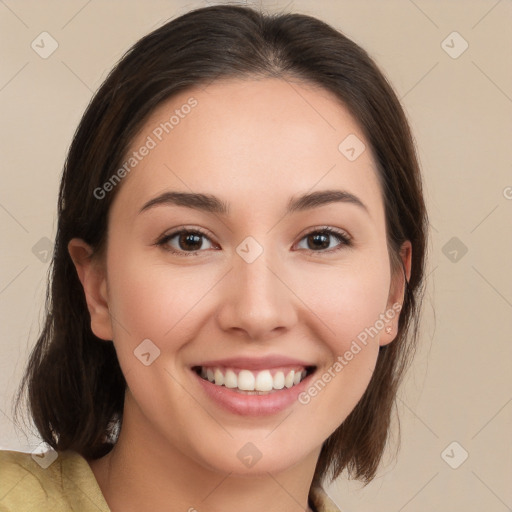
[238,370,255,391]
[273,371,285,390]
[255,370,273,392]
[214,368,224,386]
[224,369,237,388]
[284,370,295,388]
[198,366,310,392]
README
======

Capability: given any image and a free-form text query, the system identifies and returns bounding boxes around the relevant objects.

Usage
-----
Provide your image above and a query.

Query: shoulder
[309,485,343,512]
[0,449,110,512]
[0,450,56,512]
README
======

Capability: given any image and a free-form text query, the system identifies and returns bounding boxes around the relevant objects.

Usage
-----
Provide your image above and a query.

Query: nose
[215,246,298,341]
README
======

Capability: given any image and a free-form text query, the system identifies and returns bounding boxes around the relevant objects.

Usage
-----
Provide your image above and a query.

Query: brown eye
[296,228,351,253]
[157,228,216,255]
[306,232,330,250]
[176,232,205,251]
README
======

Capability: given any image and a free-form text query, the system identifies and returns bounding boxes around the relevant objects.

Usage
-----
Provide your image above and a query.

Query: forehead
[111,77,384,223]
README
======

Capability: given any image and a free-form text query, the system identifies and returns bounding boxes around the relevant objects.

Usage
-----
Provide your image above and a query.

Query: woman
[1,4,428,511]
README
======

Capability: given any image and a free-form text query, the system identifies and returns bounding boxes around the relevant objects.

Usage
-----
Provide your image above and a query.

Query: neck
[88,395,320,512]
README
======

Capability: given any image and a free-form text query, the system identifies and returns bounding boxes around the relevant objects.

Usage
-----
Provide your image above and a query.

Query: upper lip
[192,355,316,371]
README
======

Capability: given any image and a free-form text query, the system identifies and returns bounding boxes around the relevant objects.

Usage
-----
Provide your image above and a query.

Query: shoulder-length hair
[16,3,428,486]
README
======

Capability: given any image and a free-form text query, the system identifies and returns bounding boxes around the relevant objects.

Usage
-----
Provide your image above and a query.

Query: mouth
[192,365,316,395]
[190,357,318,416]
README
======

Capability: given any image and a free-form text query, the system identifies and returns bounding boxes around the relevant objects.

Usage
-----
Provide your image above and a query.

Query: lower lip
[193,370,314,416]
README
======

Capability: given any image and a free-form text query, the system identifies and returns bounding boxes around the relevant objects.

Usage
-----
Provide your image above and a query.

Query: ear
[379,240,412,346]
[68,238,113,341]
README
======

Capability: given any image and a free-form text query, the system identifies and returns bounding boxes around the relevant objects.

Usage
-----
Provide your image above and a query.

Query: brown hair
[15,3,428,486]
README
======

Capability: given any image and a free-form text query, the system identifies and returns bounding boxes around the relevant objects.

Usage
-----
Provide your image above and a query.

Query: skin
[69,77,411,512]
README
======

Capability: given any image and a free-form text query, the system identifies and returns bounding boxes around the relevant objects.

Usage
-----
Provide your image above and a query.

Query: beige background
[1,0,511,510]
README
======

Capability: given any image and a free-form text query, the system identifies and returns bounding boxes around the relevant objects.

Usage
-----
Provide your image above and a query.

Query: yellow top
[0,449,341,512]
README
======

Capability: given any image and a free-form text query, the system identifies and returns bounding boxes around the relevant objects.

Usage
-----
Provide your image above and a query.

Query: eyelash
[154,226,352,257]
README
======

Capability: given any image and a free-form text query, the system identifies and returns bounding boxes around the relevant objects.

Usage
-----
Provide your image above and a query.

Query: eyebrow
[139,189,369,216]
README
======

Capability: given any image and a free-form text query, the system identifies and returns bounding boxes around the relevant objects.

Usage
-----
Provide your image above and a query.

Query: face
[72,78,409,476]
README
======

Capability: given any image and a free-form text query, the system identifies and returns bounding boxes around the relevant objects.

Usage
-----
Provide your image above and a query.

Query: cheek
[296,252,391,349]
[105,244,224,358]
[292,255,390,419]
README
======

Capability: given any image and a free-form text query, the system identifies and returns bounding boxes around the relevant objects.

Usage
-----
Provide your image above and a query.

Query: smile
[193,366,313,394]
[191,357,317,416]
